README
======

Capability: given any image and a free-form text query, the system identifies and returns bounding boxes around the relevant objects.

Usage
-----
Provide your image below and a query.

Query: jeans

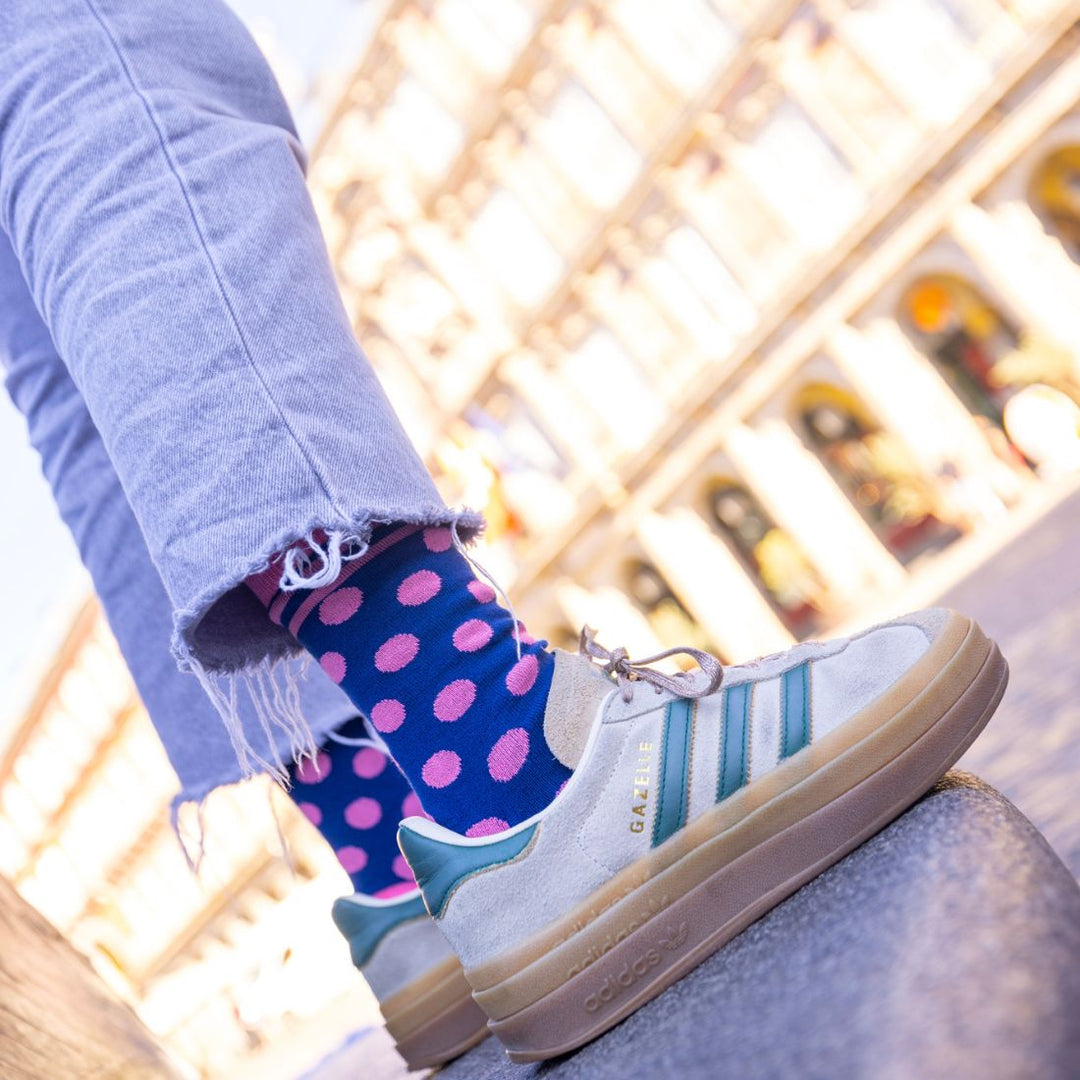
[0,0,479,787]
[0,197,363,805]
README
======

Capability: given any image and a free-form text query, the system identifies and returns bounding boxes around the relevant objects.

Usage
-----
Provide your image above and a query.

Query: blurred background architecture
[5,0,1080,1075]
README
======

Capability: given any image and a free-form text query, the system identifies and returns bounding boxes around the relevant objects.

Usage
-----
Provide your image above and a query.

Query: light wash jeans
[0,235,359,806]
[0,0,479,790]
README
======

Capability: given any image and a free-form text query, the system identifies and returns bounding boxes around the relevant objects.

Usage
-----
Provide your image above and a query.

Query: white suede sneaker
[398,608,1007,1062]
[331,890,489,1069]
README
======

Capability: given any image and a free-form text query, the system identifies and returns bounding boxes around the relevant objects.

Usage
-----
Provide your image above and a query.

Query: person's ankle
[247,523,571,837]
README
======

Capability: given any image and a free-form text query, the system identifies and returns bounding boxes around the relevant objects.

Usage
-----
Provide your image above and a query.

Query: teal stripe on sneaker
[718,683,751,801]
[397,822,538,919]
[781,662,811,759]
[652,699,694,848]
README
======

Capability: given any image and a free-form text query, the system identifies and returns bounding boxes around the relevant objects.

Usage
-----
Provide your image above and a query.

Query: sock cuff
[245,525,421,632]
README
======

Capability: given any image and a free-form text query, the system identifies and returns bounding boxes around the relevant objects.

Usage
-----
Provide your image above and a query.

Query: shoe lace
[578,626,724,703]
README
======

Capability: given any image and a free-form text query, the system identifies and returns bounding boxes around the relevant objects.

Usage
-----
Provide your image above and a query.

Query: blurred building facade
[310,0,1080,662]
[0,601,377,1076]
[6,0,1080,1074]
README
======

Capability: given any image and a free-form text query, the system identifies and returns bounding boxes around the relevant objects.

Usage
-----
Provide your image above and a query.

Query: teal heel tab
[398,822,539,919]
[331,893,428,969]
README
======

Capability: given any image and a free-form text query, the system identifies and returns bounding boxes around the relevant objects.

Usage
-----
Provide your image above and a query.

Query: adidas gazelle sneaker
[398,608,1007,1062]
[331,889,489,1069]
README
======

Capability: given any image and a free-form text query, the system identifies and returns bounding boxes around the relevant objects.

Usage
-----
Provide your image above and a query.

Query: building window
[899,272,1080,467]
[706,480,825,637]
[560,328,665,457]
[625,559,708,653]
[841,0,989,128]
[900,273,1019,424]
[379,76,464,180]
[434,0,535,81]
[531,81,641,209]
[609,0,737,98]
[734,99,865,252]
[461,391,576,539]
[466,188,564,307]
[774,11,914,168]
[1029,145,1080,264]
[794,382,960,565]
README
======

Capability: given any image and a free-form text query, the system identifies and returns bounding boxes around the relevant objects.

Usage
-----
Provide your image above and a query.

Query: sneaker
[398,608,1007,1062]
[331,890,489,1069]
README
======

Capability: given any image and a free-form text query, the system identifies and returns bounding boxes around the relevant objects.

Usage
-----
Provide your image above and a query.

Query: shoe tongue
[542,649,612,769]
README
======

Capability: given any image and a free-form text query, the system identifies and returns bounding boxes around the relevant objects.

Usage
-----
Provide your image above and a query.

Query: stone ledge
[439,772,1080,1080]
[0,874,180,1079]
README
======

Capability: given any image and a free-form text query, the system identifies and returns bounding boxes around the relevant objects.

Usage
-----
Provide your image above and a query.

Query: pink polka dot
[488,727,530,781]
[506,653,539,696]
[434,679,476,722]
[422,750,461,789]
[466,817,510,838]
[298,802,322,827]
[397,569,442,606]
[375,633,419,672]
[319,586,363,625]
[402,792,428,819]
[374,881,418,899]
[467,580,496,603]
[392,854,416,882]
[371,699,405,733]
[320,651,347,684]
[336,846,368,874]
[294,751,331,784]
[516,621,538,646]
[423,526,452,552]
[344,796,382,830]
[556,779,569,798]
[453,619,494,653]
[353,747,387,779]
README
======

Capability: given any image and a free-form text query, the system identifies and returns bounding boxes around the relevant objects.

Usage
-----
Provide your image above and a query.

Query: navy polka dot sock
[249,525,569,837]
[288,717,422,896]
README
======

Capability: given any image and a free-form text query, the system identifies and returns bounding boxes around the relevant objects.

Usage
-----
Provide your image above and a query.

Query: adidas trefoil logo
[658,921,688,951]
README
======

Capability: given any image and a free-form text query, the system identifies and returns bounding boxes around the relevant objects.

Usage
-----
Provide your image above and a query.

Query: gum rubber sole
[477,616,1007,1063]
[383,956,490,1070]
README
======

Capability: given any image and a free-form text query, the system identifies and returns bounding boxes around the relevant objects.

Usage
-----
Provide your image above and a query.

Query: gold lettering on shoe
[630,741,653,833]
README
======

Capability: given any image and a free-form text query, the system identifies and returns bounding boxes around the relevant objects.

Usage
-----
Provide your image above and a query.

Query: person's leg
[0,231,491,1064]
[0,0,480,694]
[0,6,1009,1064]
[246,526,575,835]
[0,0,577,838]
[0,230,420,893]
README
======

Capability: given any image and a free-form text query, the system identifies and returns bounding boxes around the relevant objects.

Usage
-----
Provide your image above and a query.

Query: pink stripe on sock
[287,525,418,638]
[268,591,290,626]
[246,562,282,608]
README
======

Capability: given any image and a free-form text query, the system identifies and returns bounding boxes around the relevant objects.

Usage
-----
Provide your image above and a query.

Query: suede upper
[400,611,946,969]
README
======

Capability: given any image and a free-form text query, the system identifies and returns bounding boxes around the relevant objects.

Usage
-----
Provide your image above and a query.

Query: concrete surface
[439,774,1080,1080]
[0,874,180,1079]
[315,487,1080,1079]
[949,486,1080,880]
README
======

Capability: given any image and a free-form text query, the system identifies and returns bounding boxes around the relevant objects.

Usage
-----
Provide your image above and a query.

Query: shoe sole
[381,953,490,1070]
[468,613,1007,1062]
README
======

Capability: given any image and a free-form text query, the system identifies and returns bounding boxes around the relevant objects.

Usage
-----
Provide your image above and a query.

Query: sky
[0,0,381,727]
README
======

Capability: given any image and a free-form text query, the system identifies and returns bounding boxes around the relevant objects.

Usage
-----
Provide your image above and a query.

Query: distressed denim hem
[171,503,485,674]
[169,770,306,875]
[169,504,484,785]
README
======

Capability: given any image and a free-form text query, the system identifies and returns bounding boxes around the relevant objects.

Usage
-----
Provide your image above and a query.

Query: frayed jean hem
[169,504,485,784]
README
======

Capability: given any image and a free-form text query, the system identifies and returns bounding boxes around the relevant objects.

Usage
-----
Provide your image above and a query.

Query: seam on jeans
[80,0,347,517]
